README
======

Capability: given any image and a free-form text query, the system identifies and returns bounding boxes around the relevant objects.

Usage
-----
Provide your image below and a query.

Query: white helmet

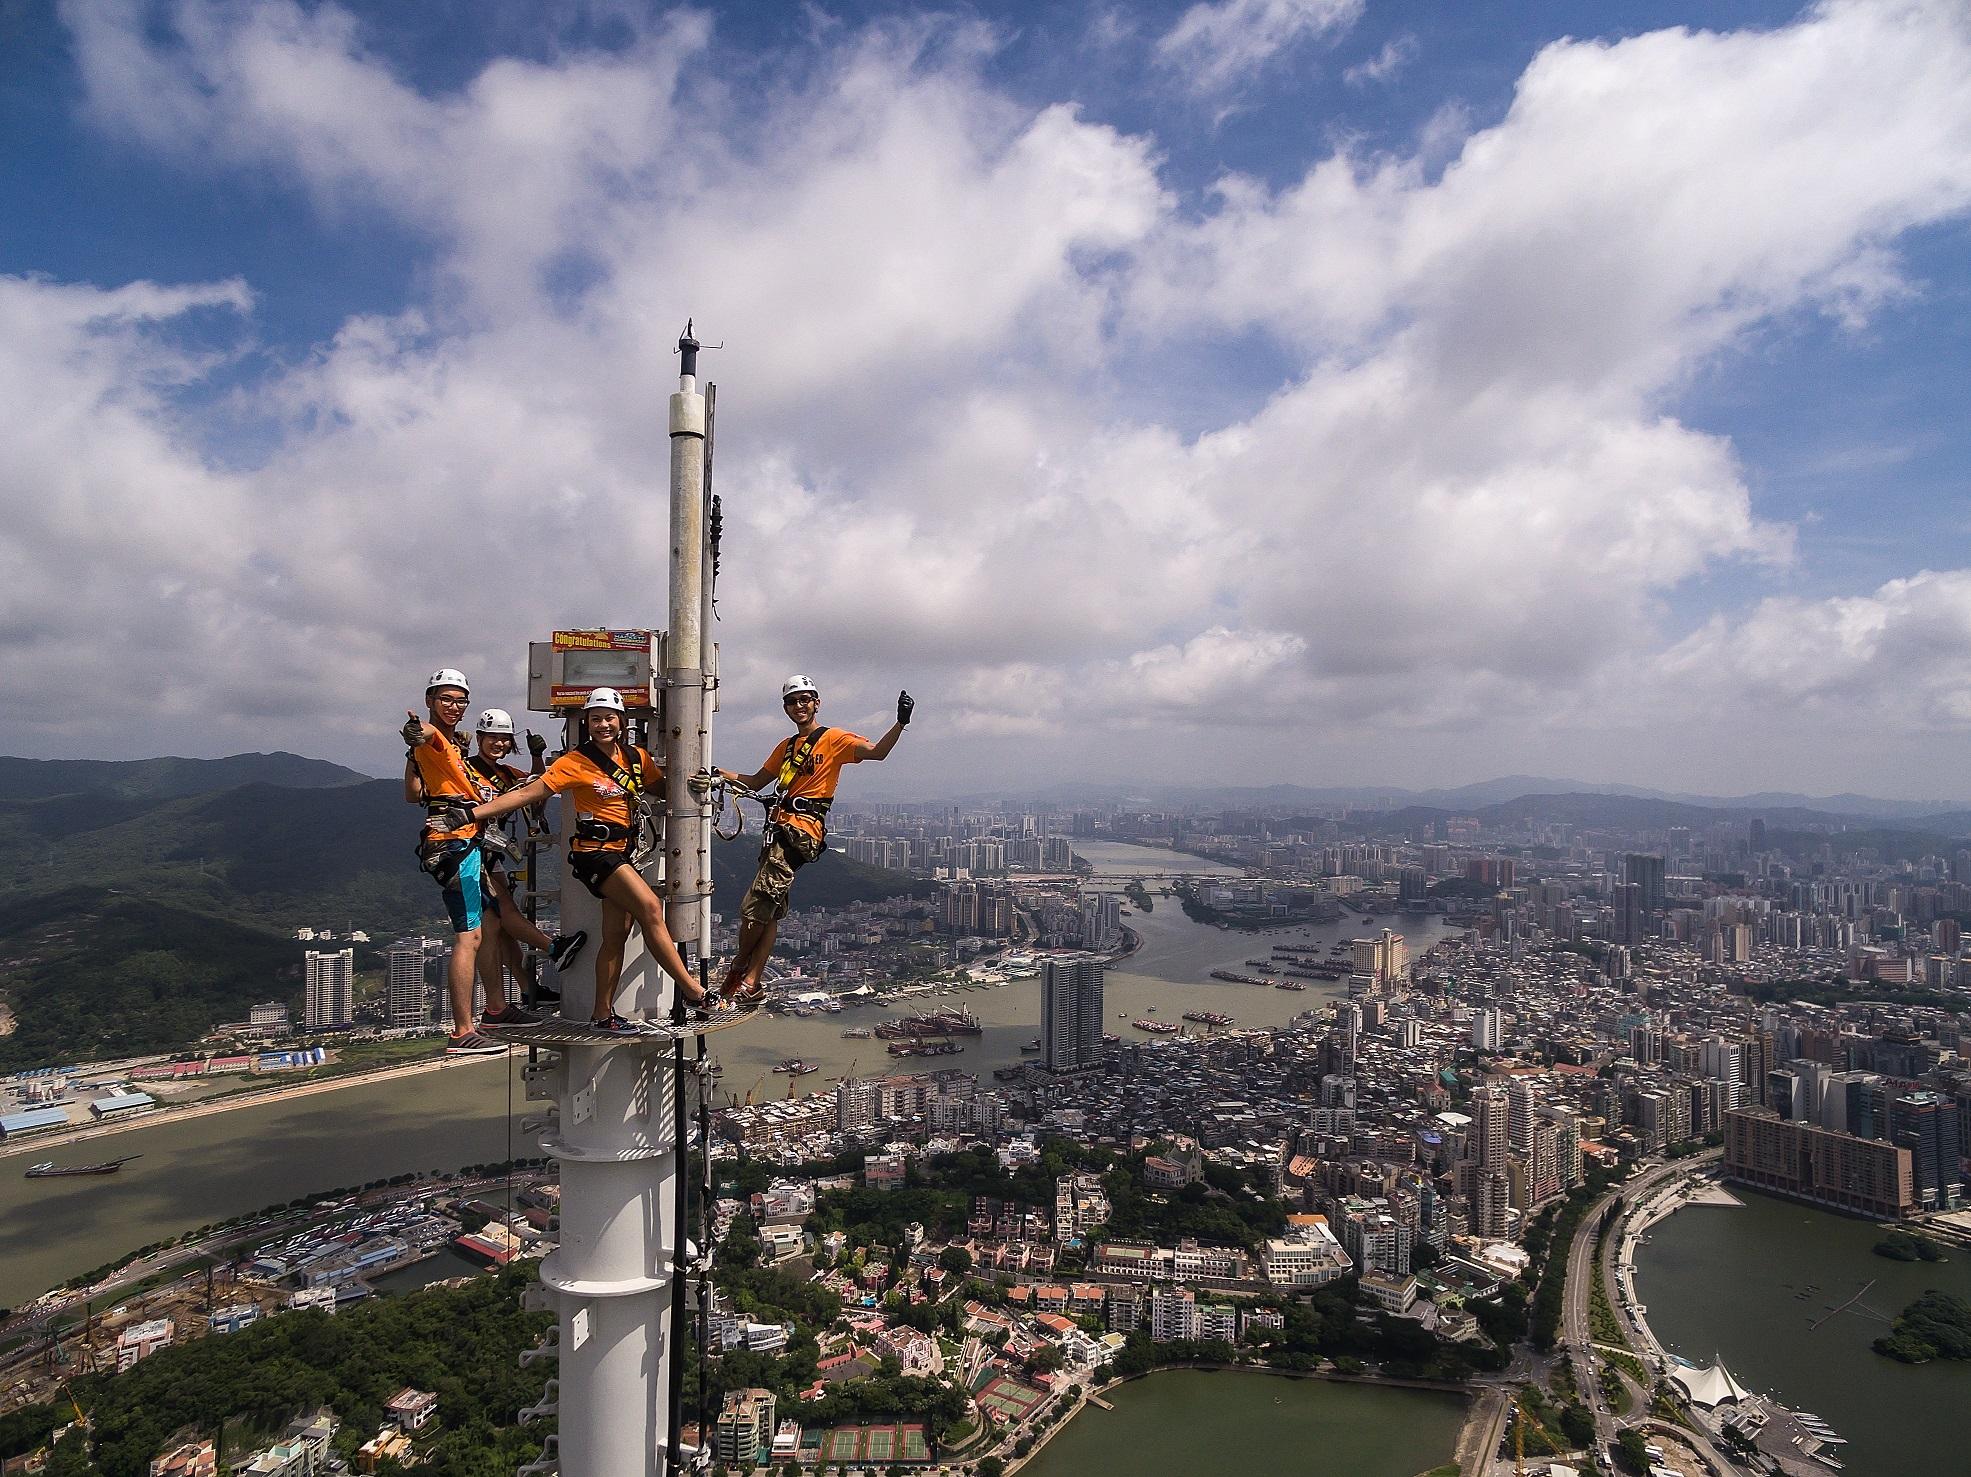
[426,668,470,696]
[584,686,626,713]
[475,708,515,735]
[781,674,819,701]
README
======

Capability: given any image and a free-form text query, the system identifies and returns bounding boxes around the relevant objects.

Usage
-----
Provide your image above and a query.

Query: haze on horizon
[3,0,1970,801]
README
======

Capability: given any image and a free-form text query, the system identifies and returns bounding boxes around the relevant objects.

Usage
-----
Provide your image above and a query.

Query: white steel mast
[520,326,714,1477]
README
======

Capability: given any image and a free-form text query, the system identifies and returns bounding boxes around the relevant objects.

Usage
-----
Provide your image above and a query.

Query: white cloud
[1654,571,1971,727]
[1155,0,1363,98]
[6,0,1971,793]
[1344,33,1416,87]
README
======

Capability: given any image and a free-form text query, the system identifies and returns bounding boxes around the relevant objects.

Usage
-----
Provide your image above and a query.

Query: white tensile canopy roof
[1671,1359,1751,1407]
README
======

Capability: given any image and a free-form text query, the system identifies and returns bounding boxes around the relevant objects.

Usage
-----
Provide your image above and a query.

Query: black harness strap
[579,740,646,798]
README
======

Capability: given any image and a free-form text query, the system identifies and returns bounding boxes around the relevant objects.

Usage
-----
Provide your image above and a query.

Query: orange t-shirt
[542,744,663,850]
[412,733,481,842]
[466,754,527,800]
[764,727,865,841]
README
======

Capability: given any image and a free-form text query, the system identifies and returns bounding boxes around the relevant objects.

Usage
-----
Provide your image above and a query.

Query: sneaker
[481,1003,543,1027]
[549,931,588,972]
[445,1031,508,1056]
[591,1014,647,1036]
[547,926,583,974]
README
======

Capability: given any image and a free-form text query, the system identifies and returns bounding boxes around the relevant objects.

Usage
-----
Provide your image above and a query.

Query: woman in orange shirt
[462,688,709,1033]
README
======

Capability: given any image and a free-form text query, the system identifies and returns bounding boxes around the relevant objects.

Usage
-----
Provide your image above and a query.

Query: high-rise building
[1469,1085,1509,1169]
[386,939,432,1029]
[1351,929,1408,985]
[1624,853,1666,914]
[1611,882,1644,946]
[713,1389,776,1466]
[1042,956,1105,1071]
[1507,1080,1537,1153]
[1724,1108,1915,1219]
[1889,1091,1960,1211]
[304,948,354,1030]
[1469,1009,1503,1052]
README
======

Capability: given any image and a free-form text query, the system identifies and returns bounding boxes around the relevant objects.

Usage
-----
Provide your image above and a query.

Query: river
[1633,1189,1971,1477]
[1020,1369,1464,1477]
[0,840,1453,1310]
[713,839,1457,1086]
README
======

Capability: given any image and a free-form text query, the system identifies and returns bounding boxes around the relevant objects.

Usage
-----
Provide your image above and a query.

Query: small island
[1872,1290,1971,1364]
[1872,1229,1949,1263]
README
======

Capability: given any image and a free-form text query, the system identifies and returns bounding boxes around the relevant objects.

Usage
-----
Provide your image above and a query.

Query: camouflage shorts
[740,825,824,924]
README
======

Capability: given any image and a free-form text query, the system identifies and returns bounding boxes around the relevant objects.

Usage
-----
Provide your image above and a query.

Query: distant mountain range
[1345,792,1971,843]
[926,774,1970,825]
[0,752,924,1068]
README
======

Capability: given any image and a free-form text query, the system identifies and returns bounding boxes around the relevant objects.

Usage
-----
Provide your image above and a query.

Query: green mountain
[0,752,372,801]
[0,888,302,1069]
[0,755,928,1068]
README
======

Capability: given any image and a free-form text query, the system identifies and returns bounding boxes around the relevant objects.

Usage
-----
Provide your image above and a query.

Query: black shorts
[568,848,632,900]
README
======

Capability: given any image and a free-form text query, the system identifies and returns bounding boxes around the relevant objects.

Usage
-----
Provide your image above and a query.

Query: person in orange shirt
[400,668,538,1055]
[465,708,586,1002]
[706,675,912,1002]
[460,687,710,1033]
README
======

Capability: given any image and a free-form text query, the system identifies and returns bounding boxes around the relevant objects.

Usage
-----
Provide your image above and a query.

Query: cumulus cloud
[5,0,1971,790]
[1654,572,1971,727]
[1155,0,1363,98]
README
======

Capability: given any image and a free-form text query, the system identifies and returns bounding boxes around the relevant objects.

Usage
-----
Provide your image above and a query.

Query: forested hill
[0,754,928,1069]
[0,751,372,800]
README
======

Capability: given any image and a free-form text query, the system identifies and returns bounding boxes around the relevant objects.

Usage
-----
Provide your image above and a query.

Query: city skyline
[3,1,1970,798]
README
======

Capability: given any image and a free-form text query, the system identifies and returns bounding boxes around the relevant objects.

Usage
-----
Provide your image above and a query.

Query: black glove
[400,712,425,747]
[897,690,915,727]
[526,730,547,758]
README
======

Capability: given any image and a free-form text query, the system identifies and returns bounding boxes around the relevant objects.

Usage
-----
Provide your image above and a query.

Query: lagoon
[1019,1370,1465,1477]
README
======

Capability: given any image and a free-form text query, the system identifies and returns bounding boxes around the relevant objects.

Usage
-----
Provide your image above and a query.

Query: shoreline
[0,1051,507,1161]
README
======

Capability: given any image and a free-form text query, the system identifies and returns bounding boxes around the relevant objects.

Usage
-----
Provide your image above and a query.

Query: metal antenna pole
[663,323,712,1473]
[520,331,712,1477]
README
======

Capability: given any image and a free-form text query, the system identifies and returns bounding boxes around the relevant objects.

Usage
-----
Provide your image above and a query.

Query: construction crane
[58,1381,88,1430]
[743,1075,767,1106]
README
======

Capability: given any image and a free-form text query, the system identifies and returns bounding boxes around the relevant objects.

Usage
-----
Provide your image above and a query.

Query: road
[1560,1151,1746,1474]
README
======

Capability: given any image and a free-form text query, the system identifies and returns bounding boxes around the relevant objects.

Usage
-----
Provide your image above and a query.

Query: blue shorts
[441,843,485,934]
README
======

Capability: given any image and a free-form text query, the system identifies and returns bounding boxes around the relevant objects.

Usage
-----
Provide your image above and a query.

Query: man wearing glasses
[401,668,537,1054]
[706,675,912,1002]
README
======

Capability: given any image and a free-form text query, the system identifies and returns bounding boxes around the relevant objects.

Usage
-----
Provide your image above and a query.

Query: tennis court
[816,1423,932,1465]
[975,1376,1048,1424]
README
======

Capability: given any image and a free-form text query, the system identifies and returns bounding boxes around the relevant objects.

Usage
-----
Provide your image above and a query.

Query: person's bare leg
[447,928,481,1030]
[499,927,531,1001]
[600,866,707,1006]
[476,911,510,1014]
[487,868,553,953]
[722,919,769,993]
[592,903,632,1020]
[730,921,780,993]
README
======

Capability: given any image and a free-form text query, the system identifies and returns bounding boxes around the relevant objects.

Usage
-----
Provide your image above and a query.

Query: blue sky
[2,0,1969,798]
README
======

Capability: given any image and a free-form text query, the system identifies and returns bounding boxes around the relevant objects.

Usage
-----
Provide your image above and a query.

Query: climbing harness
[775,725,830,789]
